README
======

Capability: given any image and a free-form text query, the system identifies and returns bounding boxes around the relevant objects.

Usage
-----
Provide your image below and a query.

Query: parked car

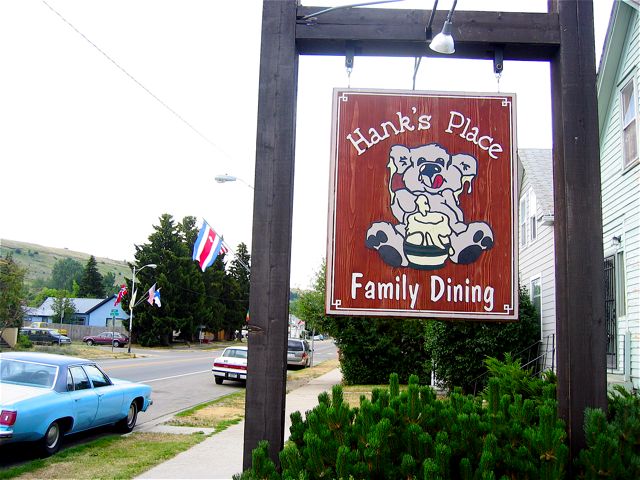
[82,332,129,348]
[19,328,71,346]
[0,352,153,456]
[212,346,247,385]
[287,338,312,368]
[29,322,68,336]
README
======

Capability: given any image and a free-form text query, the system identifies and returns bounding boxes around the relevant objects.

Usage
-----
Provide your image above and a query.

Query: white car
[212,346,247,385]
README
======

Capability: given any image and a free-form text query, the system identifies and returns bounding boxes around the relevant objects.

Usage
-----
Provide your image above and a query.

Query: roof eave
[597,1,634,134]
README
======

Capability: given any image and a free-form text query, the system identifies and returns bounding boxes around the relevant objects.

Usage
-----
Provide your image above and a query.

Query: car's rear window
[224,349,248,359]
[0,359,58,388]
[288,340,303,351]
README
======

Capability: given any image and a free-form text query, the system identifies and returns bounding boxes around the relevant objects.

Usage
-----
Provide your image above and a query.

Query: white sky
[0,0,615,289]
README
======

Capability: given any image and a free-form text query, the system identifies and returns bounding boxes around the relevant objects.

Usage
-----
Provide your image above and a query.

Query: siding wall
[518,172,557,369]
[600,9,640,387]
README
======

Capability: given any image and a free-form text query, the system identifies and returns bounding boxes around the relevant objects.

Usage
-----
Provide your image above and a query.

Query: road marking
[142,369,211,383]
[105,356,216,370]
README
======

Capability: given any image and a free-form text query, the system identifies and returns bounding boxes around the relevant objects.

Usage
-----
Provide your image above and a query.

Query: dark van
[20,327,72,346]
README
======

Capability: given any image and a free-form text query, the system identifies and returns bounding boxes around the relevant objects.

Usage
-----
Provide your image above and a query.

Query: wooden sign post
[245,0,606,469]
[327,89,518,320]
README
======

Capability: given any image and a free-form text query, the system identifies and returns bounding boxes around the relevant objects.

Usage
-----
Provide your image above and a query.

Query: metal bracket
[345,43,355,71]
[493,46,504,75]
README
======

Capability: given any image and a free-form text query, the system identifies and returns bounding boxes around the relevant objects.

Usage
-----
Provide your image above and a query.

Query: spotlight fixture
[429,0,457,55]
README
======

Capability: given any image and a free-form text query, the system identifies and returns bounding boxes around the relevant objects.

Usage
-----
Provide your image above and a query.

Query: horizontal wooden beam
[296,7,559,60]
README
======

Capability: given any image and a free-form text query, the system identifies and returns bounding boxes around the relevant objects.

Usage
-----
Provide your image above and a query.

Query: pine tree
[226,242,250,337]
[180,215,225,340]
[0,253,26,332]
[129,214,199,346]
[78,255,105,298]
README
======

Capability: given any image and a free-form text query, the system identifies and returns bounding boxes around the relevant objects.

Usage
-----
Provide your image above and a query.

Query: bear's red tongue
[432,175,444,189]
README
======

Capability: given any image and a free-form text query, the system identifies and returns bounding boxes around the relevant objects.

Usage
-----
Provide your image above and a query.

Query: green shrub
[576,385,640,479]
[334,318,430,385]
[16,334,32,349]
[240,366,567,479]
[425,286,540,393]
[483,353,556,404]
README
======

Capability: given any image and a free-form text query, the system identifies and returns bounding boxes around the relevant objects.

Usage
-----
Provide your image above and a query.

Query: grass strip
[168,358,341,429]
[0,432,206,480]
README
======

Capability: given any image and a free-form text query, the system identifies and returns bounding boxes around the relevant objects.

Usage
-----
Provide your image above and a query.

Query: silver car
[287,338,311,368]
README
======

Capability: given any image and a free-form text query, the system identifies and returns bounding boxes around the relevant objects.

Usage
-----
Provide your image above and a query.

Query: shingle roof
[518,149,554,214]
[37,297,113,316]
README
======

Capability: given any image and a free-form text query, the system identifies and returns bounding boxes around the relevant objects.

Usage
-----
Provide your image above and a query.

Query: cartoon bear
[366,143,494,269]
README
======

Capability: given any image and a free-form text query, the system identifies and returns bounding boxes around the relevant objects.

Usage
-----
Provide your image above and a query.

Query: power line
[41,0,230,158]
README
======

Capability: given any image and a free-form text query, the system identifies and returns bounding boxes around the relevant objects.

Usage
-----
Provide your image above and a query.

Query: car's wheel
[214,376,224,385]
[86,339,94,346]
[116,401,138,433]
[40,421,62,456]
[113,340,120,348]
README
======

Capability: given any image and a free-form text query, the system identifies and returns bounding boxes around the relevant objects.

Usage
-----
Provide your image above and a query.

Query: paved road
[0,340,338,467]
[98,346,239,426]
[98,339,337,426]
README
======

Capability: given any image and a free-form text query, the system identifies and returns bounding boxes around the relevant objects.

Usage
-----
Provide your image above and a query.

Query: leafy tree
[30,287,62,307]
[425,286,541,393]
[51,291,77,324]
[78,255,105,298]
[102,272,118,296]
[49,258,83,291]
[0,254,27,333]
[290,260,330,335]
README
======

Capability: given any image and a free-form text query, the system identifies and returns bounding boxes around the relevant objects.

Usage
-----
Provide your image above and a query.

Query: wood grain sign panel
[326,89,518,320]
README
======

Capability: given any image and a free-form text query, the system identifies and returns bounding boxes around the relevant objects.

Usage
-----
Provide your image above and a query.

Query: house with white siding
[597,0,640,389]
[517,149,556,369]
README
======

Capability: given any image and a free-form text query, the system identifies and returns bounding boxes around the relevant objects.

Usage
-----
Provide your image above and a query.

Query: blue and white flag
[147,283,161,307]
[153,289,161,307]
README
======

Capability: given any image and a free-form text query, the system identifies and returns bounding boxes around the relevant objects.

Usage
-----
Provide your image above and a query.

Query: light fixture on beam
[429,0,457,55]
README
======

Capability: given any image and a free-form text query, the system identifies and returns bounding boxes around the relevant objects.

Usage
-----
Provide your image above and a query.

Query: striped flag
[192,220,228,272]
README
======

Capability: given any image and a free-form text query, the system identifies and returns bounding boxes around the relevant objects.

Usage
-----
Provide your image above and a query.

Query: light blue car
[0,352,153,456]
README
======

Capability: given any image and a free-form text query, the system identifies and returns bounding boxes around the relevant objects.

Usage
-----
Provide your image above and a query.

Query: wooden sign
[326,89,518,320]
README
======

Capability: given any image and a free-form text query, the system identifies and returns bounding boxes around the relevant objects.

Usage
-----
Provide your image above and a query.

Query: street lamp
[214,174,254,190]
[128,263,157,353]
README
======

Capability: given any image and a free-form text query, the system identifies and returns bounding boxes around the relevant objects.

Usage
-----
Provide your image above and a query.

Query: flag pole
[221,240,251,274]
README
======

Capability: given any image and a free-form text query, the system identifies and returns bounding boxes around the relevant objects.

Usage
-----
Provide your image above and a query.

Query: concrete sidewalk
[136,368,342,480]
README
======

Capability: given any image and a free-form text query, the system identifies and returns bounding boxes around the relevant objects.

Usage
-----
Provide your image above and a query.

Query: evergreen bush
[576,385,640,479]
[238,362,567,479]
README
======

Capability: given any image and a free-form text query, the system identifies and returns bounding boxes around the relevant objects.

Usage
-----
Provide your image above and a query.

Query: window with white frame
[529,190,537,242]
[530,276,541,321]
[616,250,627,318]
[519,188,537,247]
[520,195,527,247]
[621,78,638,169]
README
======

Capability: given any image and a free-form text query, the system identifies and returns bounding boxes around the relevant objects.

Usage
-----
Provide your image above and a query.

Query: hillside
[0,239,130,290]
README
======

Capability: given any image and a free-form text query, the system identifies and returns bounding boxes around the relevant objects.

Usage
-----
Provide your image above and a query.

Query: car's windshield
[0,359,58,388]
